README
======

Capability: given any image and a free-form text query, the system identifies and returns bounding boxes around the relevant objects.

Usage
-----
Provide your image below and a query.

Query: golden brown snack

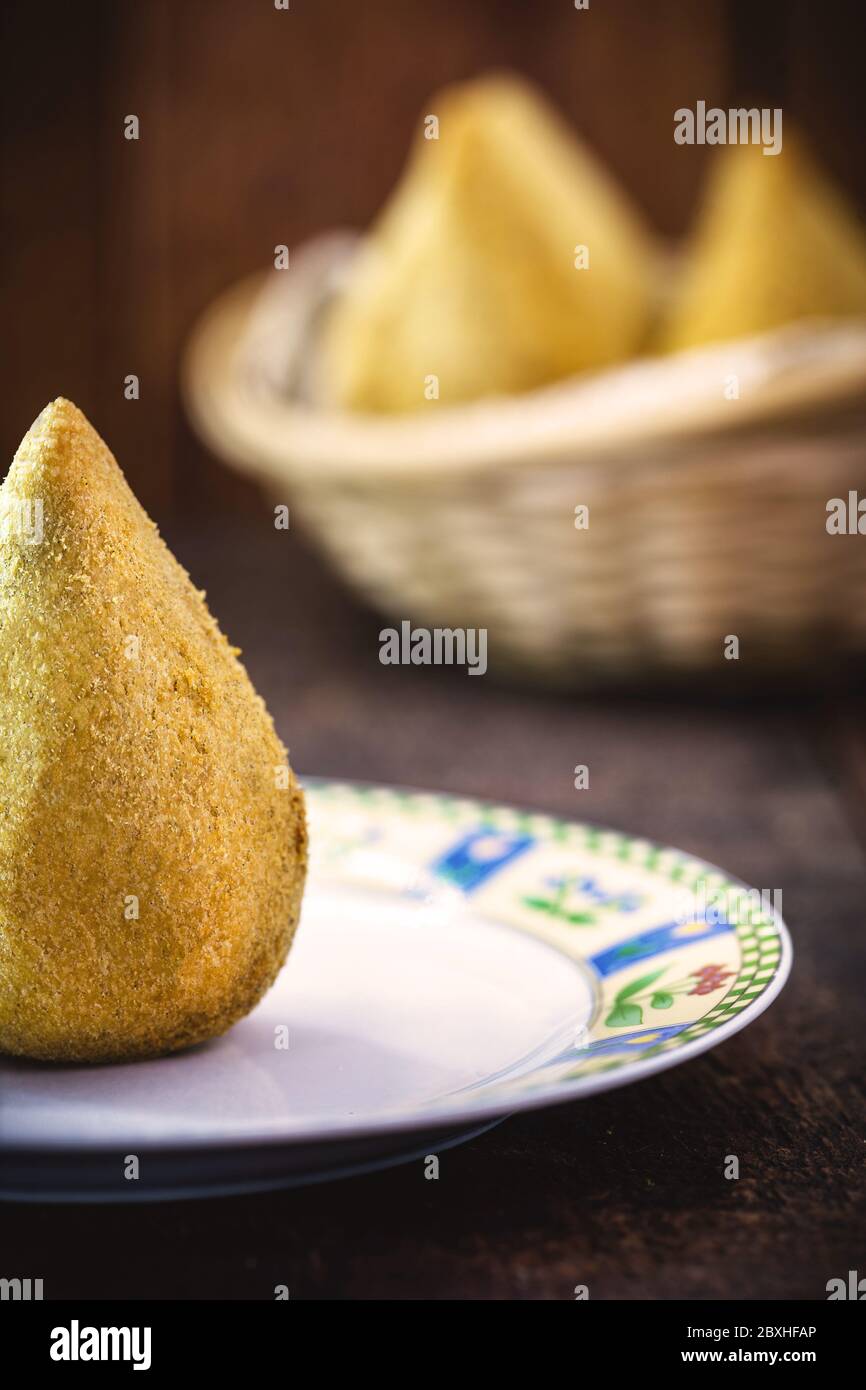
[0,399,307,1062]
[323,73,660,413]
[660,132,866,351]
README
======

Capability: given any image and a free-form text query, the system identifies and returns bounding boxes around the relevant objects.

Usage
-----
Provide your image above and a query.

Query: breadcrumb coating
[0,399,307,1062]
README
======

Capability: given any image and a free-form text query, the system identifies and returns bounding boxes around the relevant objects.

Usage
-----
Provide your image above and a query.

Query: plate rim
[0,777,792,1154]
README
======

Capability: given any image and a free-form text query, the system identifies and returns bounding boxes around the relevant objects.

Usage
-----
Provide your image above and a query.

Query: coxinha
[0,400,308,1062]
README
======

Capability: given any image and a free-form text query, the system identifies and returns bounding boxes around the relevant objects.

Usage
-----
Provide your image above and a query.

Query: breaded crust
[0,399,308,1062]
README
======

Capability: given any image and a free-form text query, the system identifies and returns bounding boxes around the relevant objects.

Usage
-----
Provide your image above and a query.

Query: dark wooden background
[2,0,866,518]
[2,0,866,1300]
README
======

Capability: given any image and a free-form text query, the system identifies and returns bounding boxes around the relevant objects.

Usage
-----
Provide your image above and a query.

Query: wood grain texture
[2,522,863,1299]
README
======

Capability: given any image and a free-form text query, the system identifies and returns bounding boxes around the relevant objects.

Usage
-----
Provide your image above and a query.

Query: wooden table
[4,521,865,1299]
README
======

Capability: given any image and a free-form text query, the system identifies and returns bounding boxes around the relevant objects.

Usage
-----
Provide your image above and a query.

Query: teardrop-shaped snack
[0,400,307,1061]
[322,73,660,412]
[660,132,866,351]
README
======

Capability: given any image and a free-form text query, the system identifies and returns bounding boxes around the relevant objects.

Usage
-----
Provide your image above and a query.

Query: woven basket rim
[183,243,866,485]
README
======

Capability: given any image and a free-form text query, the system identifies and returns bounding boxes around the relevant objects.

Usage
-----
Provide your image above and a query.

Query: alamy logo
[0,1276,43,1300]
[379,621,487,676]
[50,1320,152,1371]
[0,497,43,544]
[674,102,782,156]
[826,1269,866,1300]
[827,492,866,534]
[685,881,782,927]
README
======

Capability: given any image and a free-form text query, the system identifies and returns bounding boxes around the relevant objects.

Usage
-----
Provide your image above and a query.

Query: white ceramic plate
[0,780,791,1201]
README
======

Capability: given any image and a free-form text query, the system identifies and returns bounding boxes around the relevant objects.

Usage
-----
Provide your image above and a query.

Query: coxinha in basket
[322,74,866,413]
[0,400,308,1062]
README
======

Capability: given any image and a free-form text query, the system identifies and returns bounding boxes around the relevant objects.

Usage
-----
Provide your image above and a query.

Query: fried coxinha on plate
[0,399,307,1062]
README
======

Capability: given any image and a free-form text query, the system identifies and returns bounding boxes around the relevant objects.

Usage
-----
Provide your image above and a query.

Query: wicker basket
[183,235,866,684]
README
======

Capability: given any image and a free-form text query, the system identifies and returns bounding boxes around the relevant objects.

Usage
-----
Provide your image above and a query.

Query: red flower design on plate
[688,963,735,996]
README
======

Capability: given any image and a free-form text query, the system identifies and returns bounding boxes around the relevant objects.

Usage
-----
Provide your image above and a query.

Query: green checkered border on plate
[303,780,786,1076]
